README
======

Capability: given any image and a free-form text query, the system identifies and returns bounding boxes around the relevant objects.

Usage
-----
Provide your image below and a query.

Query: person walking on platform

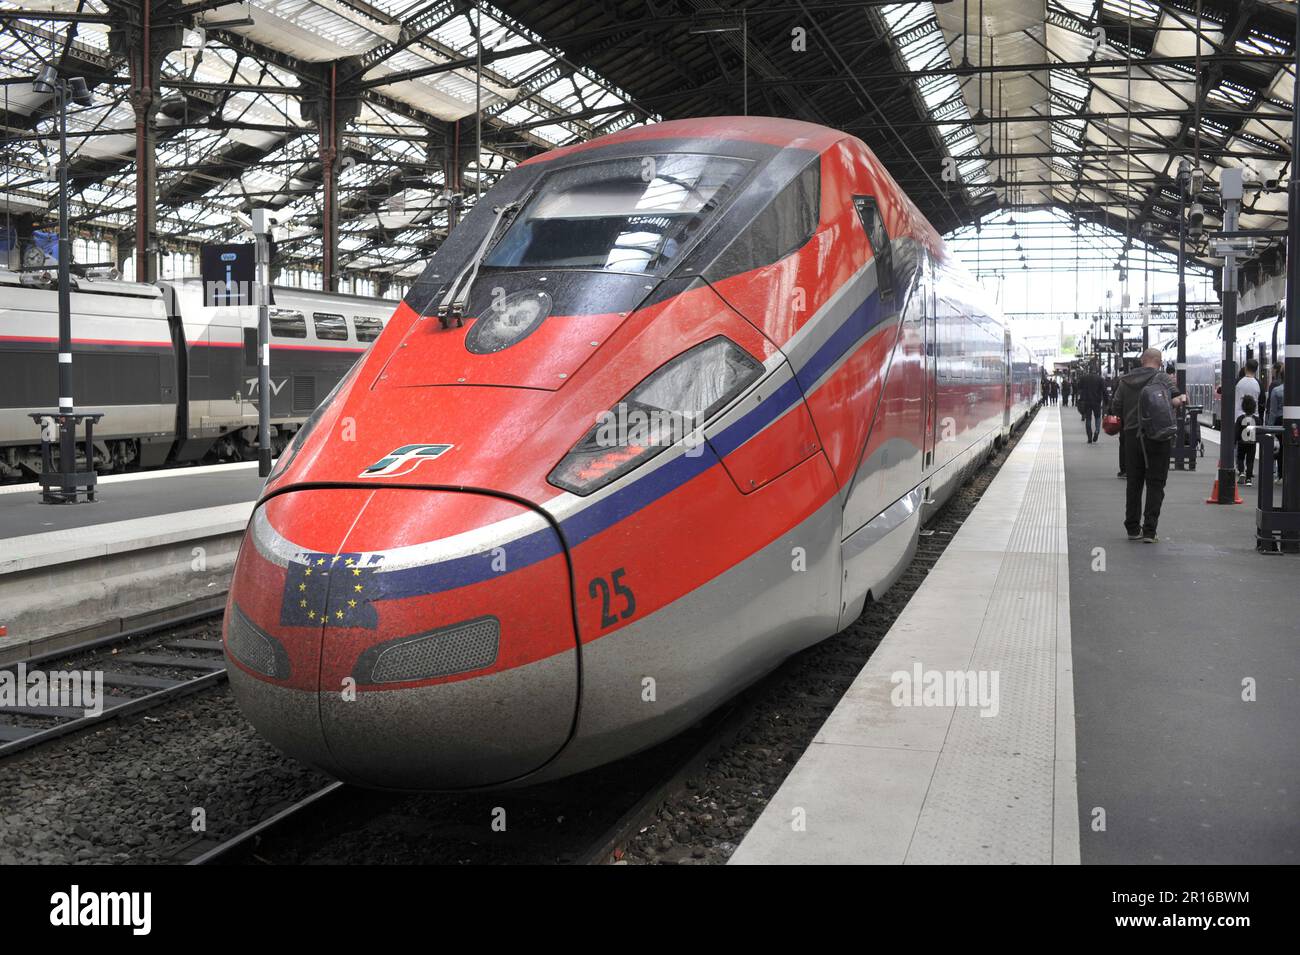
[1235,394,1260,488]
[1236,358,1261,422]
[1077,363,1105,443]
[1268,363,1284,481]
[1108,347,1187,542]
[1062,377,1072,407]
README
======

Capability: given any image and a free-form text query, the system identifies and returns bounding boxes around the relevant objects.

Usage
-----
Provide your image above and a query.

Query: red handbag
[1102,414,1122,436]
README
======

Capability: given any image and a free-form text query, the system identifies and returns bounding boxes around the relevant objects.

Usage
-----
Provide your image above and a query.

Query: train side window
[354,315,384,342]
[270,308,307,338]
[706,158,820,276]
[242,327,257,365]
[314,312,348,341]
[852,196,894,301]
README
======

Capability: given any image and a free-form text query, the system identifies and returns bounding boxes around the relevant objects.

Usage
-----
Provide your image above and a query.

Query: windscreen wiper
[435,200,520,329]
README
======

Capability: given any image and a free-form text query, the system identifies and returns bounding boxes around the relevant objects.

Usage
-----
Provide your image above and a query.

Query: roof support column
[443,119,469,231]
[131,0,158,282]
[303,61,360,293]
[320,62,340,292]
[114,0,180,284]
[130,96,159,283]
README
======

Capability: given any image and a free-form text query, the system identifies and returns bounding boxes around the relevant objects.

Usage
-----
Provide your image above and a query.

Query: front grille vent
[226,604,292,679]
[355,616,500,685]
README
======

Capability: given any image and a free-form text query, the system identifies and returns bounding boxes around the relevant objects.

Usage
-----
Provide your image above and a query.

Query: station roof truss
[0,0,653,280]
[0,0,1296,283]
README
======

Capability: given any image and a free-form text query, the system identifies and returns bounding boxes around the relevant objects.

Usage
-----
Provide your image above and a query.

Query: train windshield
[484,153,751,274]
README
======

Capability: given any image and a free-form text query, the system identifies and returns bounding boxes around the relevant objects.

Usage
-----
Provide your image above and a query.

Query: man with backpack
[1107,347,1188,542]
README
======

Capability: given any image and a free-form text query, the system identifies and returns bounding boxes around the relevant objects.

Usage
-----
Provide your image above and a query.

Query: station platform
[0,464,261,660]
[0,462,263,537]
[732,405,1299,864]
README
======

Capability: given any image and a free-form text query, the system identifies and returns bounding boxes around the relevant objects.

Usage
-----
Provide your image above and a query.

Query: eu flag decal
[280,552,381,629]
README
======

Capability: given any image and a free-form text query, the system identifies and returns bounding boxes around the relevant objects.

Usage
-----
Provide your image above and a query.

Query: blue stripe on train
[328,287,887,601]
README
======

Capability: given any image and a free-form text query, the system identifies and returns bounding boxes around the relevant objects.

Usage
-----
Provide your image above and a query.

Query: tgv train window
[483,153,752,274]
[354,316,384,342]
[270,308,307,338]
[710,158,820,276]
[853,196,894,301]
[313,312,348,341]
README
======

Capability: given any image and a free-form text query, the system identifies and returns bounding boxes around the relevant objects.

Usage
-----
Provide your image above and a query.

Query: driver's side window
[853,195,894,302]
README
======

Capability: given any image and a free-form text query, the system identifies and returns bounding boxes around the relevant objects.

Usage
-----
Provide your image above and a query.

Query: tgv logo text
[49,885,151,936]
[360,443,453,478]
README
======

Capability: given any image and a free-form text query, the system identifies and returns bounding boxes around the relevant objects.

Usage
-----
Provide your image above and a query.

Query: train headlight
[465,290,552,354]
[548,336,762,496]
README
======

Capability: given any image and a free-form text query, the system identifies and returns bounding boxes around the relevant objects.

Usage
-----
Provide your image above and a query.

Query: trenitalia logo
[359,444,453,478]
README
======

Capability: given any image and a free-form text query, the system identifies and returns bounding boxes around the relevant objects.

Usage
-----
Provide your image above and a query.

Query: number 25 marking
[589,568,636,628]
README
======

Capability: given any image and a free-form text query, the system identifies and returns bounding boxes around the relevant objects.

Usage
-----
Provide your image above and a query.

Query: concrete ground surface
[1063,407,1298,864]
[732,408,1077,864]
[733,404,1297,864]
[0,463,263,537]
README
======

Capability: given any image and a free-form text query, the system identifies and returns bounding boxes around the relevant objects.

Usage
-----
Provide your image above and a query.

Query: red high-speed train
[224,117,1040,789]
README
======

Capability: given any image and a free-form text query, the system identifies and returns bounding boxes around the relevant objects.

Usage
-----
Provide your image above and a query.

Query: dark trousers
[1118,428,1126,472]
[1125,433,1173,535]
[1081,403,1101,441]
[1236,442,1256,480]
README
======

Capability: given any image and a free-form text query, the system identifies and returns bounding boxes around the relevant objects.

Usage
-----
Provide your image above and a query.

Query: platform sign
[1096,338,1144,353]
[200,242,256,305]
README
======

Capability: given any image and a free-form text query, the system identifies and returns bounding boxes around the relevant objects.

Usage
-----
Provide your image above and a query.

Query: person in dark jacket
[1076,364,1105,443]
[1267,363,1284,481]
[1107,347,1187,542]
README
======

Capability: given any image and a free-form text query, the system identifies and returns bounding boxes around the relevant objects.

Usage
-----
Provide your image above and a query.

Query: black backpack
[1138,376,1177,442]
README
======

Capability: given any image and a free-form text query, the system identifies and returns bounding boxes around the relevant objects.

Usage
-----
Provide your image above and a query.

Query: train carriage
[223,117,1040,790]
[0,269,391,478]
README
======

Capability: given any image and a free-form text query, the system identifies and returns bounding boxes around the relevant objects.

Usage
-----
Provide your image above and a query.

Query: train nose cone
[225,487,579,790]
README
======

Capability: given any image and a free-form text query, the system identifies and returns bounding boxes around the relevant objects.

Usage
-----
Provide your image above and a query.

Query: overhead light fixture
[68,76,92,107]
[32,65,57,95]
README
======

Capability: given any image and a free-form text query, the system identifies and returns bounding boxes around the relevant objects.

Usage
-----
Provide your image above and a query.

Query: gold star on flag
[307,610,316,619]
[345,558,355,566]
[335,610,344,619]
[348,599,357,608]
[354,584,363,592]
[316,558,326,565]
[352,568,361,576]
[304,568,312,576]
[299,599,307,608]
[299,583,306,591]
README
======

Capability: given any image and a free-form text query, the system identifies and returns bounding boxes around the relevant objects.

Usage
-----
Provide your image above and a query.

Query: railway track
[184,687,767,866]
[0,609,227,759]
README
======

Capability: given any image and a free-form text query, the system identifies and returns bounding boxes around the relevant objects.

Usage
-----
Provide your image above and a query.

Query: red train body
[223,117,1040,789]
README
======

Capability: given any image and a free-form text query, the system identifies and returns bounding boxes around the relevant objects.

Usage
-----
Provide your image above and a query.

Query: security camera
[1188,202,1204,237]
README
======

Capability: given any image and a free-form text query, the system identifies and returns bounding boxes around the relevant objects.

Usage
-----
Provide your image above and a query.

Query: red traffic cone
[1205,478,1243,504]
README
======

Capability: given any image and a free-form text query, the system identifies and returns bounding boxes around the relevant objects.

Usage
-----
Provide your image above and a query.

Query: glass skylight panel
[1207,79,1256,108]
[1236,28,1290,58]
[1099,0,1160,24]
[881,2,994,206]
